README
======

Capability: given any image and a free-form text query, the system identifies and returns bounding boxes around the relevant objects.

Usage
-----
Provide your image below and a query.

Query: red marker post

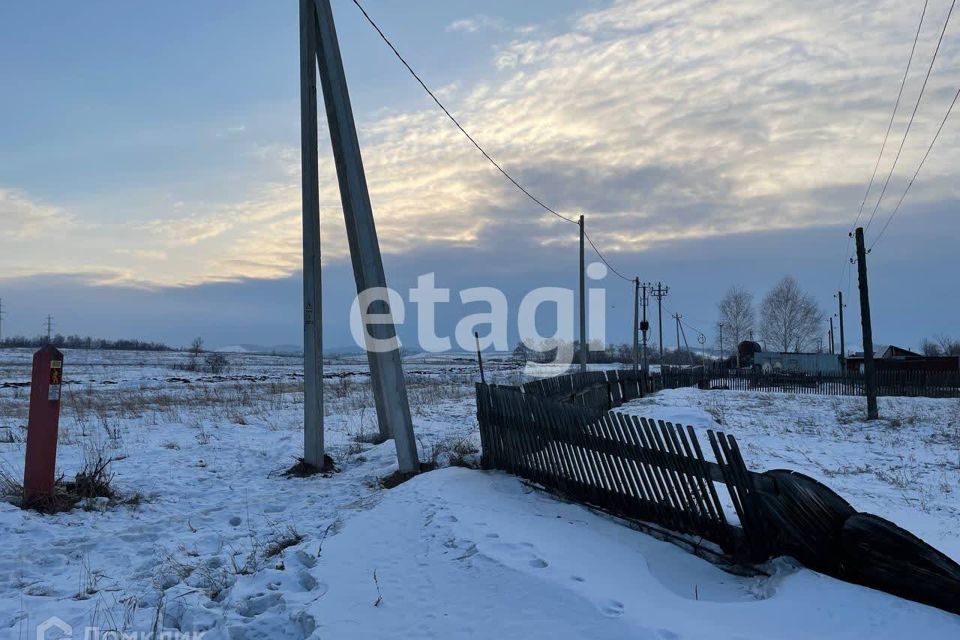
[23,346,64,502]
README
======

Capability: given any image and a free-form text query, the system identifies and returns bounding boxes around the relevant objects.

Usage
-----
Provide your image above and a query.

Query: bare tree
[921,339,942,356]
[759,276,825,353]
[936,334,960,356]
[716,286,754,366]
[187,337,204,371]
[923,335,960,356]
[204,352,229,374]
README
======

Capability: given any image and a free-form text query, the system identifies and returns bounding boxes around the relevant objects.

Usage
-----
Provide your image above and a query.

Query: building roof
[848,344,922,359]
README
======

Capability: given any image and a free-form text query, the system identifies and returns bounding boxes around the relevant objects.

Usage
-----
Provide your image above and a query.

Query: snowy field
[1,349,958,639]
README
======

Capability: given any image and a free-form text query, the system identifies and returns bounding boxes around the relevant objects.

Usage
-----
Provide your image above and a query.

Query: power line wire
[663,303,705,337]
[870,83,960,250]
[863,0,956,233]
[839,0,929,287]
[349,0,577,225]
[853,0,929,233]
[583,230,633,282]
[348,0,638,283]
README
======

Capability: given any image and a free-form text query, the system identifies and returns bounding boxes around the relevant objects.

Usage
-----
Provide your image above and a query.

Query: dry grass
[0,465,21,499]
[422,434,479,468]
[0,441,126,513]
[283,455,337,478]
[3,367,476,440]
[263,525,304,558]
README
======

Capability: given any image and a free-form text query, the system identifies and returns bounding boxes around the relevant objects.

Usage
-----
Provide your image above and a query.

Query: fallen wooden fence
[475,372,960,616]
[477,382,766,557]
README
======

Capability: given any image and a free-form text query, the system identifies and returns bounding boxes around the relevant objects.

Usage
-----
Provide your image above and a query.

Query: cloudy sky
[1,0,958,351]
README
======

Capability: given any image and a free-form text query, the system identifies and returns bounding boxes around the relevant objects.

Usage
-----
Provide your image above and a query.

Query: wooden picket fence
[474,371,960,614]
[658,367,960,398]
[476,381,766,558]
[519,369,646,410]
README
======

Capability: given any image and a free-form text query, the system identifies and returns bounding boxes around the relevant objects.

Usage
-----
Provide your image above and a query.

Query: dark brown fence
[658,367,960,398]
[519,369,646,410]
[475,372,960,616]
[476,382,760,557]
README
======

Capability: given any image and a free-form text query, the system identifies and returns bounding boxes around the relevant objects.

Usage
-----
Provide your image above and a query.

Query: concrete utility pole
[579,215,587,373]
[312,0,419,472]
[640,282,650,376]
[45,315,53,343]
[633,278,640,373]
[299,0,325,468]
[673,313,682,358]
[836,290,846,361]
[651,283,669,364]
[854,228,878,420]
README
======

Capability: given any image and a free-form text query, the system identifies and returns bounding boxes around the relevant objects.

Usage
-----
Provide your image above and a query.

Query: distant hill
[214,344,302,355]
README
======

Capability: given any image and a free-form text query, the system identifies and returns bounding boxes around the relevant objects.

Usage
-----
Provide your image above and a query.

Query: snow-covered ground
[1,351,958,638]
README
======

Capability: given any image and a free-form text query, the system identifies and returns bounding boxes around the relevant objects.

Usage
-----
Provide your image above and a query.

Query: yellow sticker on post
[48,360,62,401]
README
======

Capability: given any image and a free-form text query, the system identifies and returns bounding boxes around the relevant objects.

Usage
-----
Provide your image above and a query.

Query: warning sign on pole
[48,360,62,401]
[23,346,64,502]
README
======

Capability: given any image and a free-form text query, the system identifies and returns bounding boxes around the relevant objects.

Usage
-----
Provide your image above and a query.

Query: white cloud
[4,0,959,287]
[447,15,506,34]
[403,0,960,252]
[215,124,247,138]
[0,188,70,239]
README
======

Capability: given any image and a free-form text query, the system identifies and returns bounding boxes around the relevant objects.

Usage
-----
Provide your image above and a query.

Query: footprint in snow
[529,558,548,569]
[601,600,624,617]
[118,530,159,543]
[236,592,284,618]
[295,549,317,569]
[298,571,326,593]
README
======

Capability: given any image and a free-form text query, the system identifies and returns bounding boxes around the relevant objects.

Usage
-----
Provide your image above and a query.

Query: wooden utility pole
[633,278,640,373]
[579,215,587,372]
[829,317,835,355]
[299,0,325,468]
[836,290,846,361]
[854,228,878,420]
[0,298,4,342]
[312,0,419,472]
